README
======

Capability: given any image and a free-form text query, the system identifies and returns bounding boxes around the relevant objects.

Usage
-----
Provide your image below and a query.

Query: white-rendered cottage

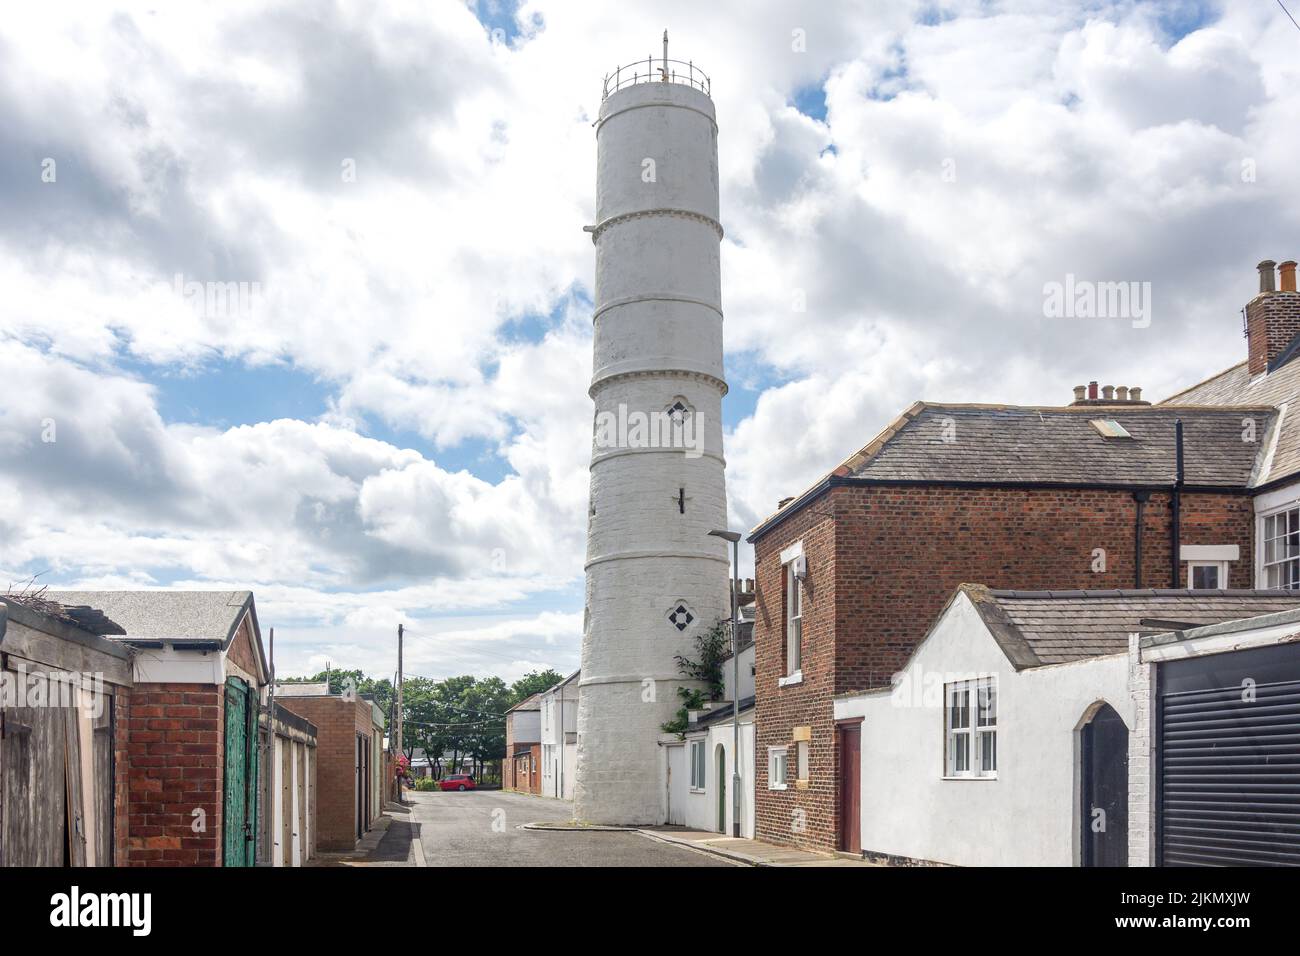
[832,585,1300,867]
[540,671,579,801]
[661,603,756,837]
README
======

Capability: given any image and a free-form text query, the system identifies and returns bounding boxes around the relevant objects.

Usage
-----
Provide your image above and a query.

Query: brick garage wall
[277,696,373,851]
[503,717,517,791]
[752,483,1255,851]
[112,687,131,866]
[124,683,223,866]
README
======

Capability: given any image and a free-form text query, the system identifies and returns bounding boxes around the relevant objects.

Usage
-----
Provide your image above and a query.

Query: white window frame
[689,740,706,791]
[767,746,788,790]
[780,543,805,681]
[1187,560,1229,590]
[795,740,809,783]
[1259,505,1300,590]
[945,677,997,779]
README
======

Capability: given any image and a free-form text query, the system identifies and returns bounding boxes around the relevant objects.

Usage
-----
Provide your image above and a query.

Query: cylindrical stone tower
[574,51,730,824]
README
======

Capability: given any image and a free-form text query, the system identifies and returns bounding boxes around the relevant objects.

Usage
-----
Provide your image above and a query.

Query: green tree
[661,619,729,738]
[509,669,564,703]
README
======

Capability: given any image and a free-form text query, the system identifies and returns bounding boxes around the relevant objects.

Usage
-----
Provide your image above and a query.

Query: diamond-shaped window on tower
[666,602,696,632]
[666,397,693,423]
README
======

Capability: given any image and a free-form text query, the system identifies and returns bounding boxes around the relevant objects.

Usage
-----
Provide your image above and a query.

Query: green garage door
[222,678,259,867]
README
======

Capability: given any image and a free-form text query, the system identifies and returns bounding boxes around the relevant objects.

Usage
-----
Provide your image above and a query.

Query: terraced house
[747,256,1300,856]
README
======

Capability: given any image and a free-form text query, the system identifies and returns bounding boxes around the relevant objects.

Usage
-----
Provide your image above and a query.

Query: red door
[838,722,862,854]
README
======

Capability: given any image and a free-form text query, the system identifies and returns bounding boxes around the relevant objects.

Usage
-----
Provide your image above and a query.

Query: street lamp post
[709,528,743,838]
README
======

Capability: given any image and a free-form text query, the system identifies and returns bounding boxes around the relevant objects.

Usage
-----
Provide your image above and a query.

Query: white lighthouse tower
[574,36,731,824]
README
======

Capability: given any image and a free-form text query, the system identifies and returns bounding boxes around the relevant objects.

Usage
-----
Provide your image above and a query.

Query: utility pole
[396,623,404,757]
[710,529,743,838]
[263,627,274,866]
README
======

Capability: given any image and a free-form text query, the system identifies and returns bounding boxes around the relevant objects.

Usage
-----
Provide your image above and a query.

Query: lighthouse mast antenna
[661,30,669,81]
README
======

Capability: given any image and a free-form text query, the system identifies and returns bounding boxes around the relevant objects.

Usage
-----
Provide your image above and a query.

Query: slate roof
[689,696,755,729]
[1163,358,1300,487]
[505,691,544,714]
[846,404,1272,486]
[964,585,1300,667]
[750,401,1275,540]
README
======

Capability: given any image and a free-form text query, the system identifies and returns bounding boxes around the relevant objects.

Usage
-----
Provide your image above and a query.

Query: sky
[3,0,1299,682]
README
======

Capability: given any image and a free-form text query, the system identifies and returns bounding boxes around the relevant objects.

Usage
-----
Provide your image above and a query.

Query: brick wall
[752,482,1254,851]
[503,716,517,791]
[1246,290,1300,374]
[277,696,374,851]
[112,687,131,865]
[511,743,541,795]
[124,683,223,866]
[1126,633,1156,866]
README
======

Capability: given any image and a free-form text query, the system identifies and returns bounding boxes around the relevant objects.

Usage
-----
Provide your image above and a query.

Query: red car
[439,774,476,792]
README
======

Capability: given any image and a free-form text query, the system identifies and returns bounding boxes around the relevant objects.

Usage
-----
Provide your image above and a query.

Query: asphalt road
[405,789,734,867]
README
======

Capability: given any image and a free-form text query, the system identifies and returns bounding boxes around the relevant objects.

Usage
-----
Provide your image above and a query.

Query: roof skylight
[1090,419,1133,439]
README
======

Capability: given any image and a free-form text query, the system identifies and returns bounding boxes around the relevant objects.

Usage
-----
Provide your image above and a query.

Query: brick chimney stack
[1246,258,1300,375]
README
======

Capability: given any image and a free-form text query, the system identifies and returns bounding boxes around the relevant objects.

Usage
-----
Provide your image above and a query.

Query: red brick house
[46,590,269,866]
[503,693,542,794]
[747,400,1273,852]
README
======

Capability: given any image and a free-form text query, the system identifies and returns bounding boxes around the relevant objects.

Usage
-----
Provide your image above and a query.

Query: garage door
[1158,642,1300,866]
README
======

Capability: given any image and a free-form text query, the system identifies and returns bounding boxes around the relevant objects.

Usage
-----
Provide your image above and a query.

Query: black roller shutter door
[1158,641,1300,866]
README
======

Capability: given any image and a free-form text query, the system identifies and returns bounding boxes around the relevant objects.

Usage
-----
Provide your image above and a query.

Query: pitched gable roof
[43,589,267,680]
[750,401,1274,540]
[1162,358,1300,487]
[964,585,1300,667]
[505,692,544,714]
[847,404,1269,486]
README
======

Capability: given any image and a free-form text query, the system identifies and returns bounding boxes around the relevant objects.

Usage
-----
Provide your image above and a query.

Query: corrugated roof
[965,585,1300,667]
[1162,358,1300,486]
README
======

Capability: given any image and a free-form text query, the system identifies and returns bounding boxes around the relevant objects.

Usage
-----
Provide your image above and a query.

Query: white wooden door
[666,744,687,826]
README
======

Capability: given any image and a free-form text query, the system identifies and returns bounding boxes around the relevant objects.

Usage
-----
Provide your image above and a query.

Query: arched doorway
[1080,703,1129,866]
[715,744,727,833]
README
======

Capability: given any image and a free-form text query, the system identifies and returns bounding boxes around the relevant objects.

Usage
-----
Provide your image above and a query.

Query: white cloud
[5,0,1299,673]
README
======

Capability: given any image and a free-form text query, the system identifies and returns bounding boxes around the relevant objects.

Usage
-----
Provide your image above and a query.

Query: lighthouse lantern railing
[602,57,710,100]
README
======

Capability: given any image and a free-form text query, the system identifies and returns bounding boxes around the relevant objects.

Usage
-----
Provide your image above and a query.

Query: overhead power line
[1279,0,1300,33]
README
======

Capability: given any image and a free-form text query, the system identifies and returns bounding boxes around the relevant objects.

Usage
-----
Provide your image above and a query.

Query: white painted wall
[722,642,755,704]
[576,76,730,825]
[834,594,1131,866]
[511,709,541,743]
[678,716,755,838]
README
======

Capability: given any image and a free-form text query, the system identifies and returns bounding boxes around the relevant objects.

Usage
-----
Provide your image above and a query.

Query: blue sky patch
[792,84,828,122]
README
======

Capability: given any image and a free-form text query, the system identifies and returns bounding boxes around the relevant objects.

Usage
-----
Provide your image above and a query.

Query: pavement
[637,828,879,867]
[309,802,418,867]
[317,790,877,867]
[404,789,735,866]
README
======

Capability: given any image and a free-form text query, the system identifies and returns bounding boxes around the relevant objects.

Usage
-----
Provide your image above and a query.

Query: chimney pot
[1102,385,1115,401]
[1130,386,1142,402]
[1258,260,1278,294]
[1116,385,1129,401]
[1072,385,1086,402]
[1281,260,1298,293]
[1088,381,1098,400]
